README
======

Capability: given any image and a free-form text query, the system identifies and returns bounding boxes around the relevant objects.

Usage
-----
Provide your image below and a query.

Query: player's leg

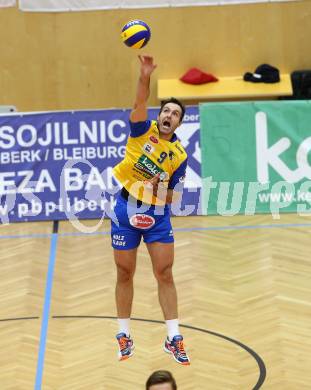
[113,248,137,361]
[146,241,190,365]
[111,193,141,361]
[146,241,177,320]
[114,247,137,320]
[143,207,176,320]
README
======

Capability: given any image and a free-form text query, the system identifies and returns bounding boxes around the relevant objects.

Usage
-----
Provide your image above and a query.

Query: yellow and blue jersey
[113,119,188,205]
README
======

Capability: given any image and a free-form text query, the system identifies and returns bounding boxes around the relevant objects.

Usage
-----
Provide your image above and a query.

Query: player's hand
[138,55,157,78]
[149,172,160,186]
[144,173,161,196]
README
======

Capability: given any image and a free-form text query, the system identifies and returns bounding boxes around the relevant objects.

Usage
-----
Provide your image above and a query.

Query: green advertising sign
[199,101,311,217]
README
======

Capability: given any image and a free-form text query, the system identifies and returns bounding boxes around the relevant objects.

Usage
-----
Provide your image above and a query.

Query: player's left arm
[150,159,188,204]
[166,158,187,203]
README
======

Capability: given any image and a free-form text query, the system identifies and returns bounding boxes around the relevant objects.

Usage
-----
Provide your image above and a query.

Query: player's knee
[154,265,174,284]
[116,263,135,282]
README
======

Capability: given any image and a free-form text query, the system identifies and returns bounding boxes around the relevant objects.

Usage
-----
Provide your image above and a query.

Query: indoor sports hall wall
[0,2,310,111]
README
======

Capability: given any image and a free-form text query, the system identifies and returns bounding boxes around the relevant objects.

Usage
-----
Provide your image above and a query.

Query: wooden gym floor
[0,214,310,390]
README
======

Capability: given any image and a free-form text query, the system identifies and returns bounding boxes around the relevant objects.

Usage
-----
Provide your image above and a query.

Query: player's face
[157,103,182,136]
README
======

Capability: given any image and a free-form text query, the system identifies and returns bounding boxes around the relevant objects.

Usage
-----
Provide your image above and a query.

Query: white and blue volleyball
[121,20,151,49]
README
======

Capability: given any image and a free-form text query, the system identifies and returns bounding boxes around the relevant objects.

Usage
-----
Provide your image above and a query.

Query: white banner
[0,0,15,7]
[18,0,170,12]
[19,0,294,12]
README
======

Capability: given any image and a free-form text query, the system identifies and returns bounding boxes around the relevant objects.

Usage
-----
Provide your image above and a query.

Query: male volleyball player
[111,55,190,365]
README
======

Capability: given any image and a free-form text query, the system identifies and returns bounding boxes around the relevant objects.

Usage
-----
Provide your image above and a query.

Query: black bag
[290,70,311,99]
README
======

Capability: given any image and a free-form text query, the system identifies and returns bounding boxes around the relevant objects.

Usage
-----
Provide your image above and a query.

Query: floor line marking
[34,221,59,390]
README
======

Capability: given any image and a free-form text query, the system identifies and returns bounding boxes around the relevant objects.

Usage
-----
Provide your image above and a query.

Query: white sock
[166,319,180,341]
[117,318,130,337]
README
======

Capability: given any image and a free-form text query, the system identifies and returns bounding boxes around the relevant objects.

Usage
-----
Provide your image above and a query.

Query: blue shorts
[111,193,174,250]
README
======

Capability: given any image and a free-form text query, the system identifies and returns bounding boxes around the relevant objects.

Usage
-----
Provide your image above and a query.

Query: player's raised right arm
[130,55,157,123]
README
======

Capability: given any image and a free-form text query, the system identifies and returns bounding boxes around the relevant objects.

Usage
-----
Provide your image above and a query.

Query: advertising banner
[0,107,201,223]
[199,101,311,217]
[0,0,15,6]
[18,1,268,12]
[18,1,211,12]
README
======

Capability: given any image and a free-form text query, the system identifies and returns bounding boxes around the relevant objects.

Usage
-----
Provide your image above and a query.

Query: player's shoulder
[129,119,155,138]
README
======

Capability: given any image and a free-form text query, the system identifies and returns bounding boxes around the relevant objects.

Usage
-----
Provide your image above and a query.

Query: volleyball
[121,20,151,49]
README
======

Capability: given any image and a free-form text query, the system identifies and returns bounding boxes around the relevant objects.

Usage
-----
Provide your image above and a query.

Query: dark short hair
[146,370,177,390]
[159,97,186,122]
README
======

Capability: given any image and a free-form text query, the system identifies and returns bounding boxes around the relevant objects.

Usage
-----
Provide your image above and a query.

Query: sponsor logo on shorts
[143,143,154,154]
[129,214,155,229]
[149,135,159,144]
[112,234,126,247]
